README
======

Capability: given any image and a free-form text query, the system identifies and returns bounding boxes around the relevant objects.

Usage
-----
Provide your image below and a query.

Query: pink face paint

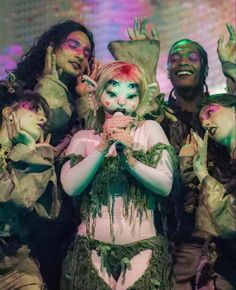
[199,104,221,121]
[61,39,91,59]
[105,101,110,106]
[18,101,37,112]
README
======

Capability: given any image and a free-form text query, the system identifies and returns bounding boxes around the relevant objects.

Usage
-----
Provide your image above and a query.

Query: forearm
[125,155,173,196]
[221,61,236,83]
[61,149,105,196]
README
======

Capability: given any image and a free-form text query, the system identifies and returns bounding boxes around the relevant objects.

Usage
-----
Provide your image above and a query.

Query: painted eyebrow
[128,82,138,89]
[107,79,120,86]
[200,104,218,119]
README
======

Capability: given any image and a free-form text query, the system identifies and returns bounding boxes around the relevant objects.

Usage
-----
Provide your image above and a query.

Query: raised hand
[192,131,209,183]
[75,75,98,115]
[6,112,36,149]
[36,132,55,150]
[95,132,111,154]
[217,24,236,82]
[86,57,102,81]
[107,126,137,168]
[43,46,63,79]
[127,17,159,41]
[217,24,236,64]
[179,130,198,157]
[103,114,133,134]
[109,128,133,149]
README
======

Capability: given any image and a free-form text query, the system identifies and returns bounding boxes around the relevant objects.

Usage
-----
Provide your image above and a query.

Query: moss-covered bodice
[68,142,179,235]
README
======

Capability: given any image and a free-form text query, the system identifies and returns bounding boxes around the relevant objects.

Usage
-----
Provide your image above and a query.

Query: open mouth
[207,127,217,136]
[37,122,46,129]
[176,70,193,76]
[69,61,81,70]
[114,108,126,114]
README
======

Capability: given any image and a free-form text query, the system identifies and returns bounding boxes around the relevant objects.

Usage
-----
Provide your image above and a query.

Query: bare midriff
[77,196,156,244]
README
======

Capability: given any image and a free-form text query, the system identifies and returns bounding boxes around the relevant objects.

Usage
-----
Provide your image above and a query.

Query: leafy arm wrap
[0,143,60,220]
[61,130,105,196]
[196,175,236,238]
[125,121,174,197]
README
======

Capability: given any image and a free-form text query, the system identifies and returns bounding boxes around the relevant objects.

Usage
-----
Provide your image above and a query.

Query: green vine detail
[68,142,179,241]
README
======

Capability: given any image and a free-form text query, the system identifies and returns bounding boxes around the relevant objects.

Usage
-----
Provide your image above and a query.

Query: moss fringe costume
[61,142,179,290]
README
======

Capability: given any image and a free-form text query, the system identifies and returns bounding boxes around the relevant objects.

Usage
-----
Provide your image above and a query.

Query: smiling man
[164,39,209,140]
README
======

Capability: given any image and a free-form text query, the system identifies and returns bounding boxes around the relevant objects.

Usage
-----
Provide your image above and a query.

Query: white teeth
[208,127,217,135]
[70,62,80,69]
[176,71,192,76]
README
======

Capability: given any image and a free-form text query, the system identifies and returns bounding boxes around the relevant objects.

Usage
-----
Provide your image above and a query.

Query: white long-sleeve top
[61,120,174,243]
[61,120,173,196]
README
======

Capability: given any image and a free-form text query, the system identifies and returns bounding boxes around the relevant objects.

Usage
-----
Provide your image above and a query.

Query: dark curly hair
[168,39,209,96]
[13,20,95,90]
[0,80,50,125]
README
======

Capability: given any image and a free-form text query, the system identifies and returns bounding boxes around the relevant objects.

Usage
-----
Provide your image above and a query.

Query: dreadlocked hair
[168,38,209,85]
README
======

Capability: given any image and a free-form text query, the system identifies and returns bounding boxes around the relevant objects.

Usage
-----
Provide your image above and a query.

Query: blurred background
[0,0,235,95]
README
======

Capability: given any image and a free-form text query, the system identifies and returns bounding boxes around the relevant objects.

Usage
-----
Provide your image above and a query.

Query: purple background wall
[0,0,235,95]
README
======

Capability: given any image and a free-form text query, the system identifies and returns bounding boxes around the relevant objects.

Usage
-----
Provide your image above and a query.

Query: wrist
[95,142,109,155]
[221,61,236,81]
[196,169,209,183]
[120,148,137,169]
[126,155,137,168]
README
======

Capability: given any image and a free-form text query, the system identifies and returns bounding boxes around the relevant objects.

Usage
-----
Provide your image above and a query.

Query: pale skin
[43,34,100,86]
[0,103,51,150]
[180,103,236,183]
[61,77,173,289]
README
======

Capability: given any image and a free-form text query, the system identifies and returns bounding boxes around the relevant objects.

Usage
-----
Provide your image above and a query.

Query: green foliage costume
[61,142,179,290]
[0,143,60,289]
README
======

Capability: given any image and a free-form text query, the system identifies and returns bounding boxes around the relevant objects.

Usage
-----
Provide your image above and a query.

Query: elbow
[162,183,172,197]
[60,175,82,197]
[155,176,173,197]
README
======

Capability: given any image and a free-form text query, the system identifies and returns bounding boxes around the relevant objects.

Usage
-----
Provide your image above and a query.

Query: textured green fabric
[61,235,171,290]
[69,142,176,209]
[0,249,43,289]
[61,142,178,289]
[35,75,73,142]
[0,143,60,222]
[66,142,179,240]
[0,143,60,276]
